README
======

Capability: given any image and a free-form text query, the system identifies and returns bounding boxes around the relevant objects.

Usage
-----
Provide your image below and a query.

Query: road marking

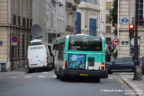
[9,76,19,79]
[42,72,49,74]
[108,77,113,80]
[24,76,32,79]
[52,75,56,78]
[38,75,45,78]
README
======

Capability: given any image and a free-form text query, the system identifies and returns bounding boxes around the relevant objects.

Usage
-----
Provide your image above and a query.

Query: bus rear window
[69,36,102,51]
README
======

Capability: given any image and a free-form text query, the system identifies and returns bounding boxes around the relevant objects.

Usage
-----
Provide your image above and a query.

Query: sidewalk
[120,74,144,96]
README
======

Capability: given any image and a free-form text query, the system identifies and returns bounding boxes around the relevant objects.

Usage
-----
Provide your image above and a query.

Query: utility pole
[133,0,142,80]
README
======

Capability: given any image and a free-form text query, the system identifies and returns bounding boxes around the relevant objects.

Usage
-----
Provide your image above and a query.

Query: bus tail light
[101,63,105,70]
[65,61,68,68]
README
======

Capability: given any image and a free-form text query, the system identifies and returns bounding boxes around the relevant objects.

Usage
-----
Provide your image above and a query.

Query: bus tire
[60,75,65,81]
[95,77,100,83]
[56,74,60,79]
[60,71,65,81]
[108,69,113,74]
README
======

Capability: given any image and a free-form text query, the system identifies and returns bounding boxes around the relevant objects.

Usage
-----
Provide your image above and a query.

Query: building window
[81,0,97,4]
[106,38,112,44]
[138,0,143,26]
[106,14,111,23]
[23,18,26,27]
[27,19,29,28]
[18,16,21,26]
[106,26,111,33]
[106,2,111,10]
[48,34,53,43]
[12,15,16,25]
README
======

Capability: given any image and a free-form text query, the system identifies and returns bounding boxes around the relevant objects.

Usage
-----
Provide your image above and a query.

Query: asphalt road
[0,71,131,96]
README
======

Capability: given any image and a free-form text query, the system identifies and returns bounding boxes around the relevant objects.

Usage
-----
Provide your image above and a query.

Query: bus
[54,35,108,82]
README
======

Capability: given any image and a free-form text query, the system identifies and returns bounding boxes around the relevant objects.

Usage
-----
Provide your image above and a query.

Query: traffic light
[129,24,134,39]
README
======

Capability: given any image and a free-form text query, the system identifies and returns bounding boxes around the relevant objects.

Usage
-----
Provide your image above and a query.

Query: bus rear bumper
[61,69,108,78]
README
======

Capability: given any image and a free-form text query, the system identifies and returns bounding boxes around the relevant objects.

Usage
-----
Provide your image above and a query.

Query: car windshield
[69,36,102,51]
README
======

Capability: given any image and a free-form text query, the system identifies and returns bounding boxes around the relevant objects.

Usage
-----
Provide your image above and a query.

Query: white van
[26,39,53,73]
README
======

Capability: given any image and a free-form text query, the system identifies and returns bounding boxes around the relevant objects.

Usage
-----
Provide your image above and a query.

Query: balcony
[74,0,81,4]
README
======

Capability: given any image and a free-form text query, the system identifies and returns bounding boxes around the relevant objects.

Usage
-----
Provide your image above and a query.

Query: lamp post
[133,0,140,80]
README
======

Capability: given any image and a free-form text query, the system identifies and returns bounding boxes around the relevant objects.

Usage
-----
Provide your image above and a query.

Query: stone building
[104,0,115,44]
[65,0,81,35]
[0,0,32,71]
[77,0,104,36]
[33,0,65,44]
[118,0,144,57]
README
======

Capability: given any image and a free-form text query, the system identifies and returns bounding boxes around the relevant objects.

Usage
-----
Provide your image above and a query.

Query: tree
[109,0,118,36]
[110,0,118,24]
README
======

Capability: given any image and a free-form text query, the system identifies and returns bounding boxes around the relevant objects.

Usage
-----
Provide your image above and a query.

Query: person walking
[113,49,117,59]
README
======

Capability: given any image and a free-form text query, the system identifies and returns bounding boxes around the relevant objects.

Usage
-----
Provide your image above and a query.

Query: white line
[52,75,56,78]
[108,77,113,80]
[9,76,19,79]
[42,72,49,74]
[38,75,45,78]
[24,76,32,79]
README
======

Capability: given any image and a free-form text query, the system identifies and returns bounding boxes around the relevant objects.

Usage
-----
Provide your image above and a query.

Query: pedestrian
[106,50,111,62]
[113,49,117,59]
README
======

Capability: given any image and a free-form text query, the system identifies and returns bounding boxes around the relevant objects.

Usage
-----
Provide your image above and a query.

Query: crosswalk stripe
[52,75,56,78]
[9,76,19,79]
[38,75,45,78]
[24,76,32,79]
[108,77,113,80]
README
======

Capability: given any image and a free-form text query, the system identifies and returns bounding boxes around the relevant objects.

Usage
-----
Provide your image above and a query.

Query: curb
[120,77,143,96]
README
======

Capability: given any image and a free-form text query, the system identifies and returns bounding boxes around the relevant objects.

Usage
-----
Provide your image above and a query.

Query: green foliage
[110,0,118,24]
[113,28,117,36]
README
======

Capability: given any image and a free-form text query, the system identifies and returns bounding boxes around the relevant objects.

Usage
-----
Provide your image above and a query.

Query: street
[0,71,132,96]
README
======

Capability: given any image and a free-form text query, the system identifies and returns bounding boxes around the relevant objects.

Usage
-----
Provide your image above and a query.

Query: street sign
[11,36,19,43]
[112,38,120,45]
[121,41,129,45]
[131,38,140,46]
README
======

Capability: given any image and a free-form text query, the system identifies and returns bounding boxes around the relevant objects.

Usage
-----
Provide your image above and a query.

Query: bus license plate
[80,73,89,76]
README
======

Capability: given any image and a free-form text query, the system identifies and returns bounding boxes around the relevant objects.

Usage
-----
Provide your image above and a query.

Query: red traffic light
[129,24,134,29]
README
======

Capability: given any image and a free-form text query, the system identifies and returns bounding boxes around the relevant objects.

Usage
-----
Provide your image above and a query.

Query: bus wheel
[108,69,113,74]
[56,74,60,79]
[95,77,100,83]
[60,75,65,81]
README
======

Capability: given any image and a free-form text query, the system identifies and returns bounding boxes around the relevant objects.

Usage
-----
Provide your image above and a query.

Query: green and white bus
[54,35,108,82]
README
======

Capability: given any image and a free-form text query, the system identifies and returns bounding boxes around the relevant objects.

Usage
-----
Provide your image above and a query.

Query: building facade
[104,0,115,44]
[33,0,65,44]
[0,0,32,71]
[118,0,144,57]
[77,0,104,36]
[65,0,81,35]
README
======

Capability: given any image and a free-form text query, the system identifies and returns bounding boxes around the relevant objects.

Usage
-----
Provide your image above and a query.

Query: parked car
[106,57,134,74]
[26,39,54,73]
